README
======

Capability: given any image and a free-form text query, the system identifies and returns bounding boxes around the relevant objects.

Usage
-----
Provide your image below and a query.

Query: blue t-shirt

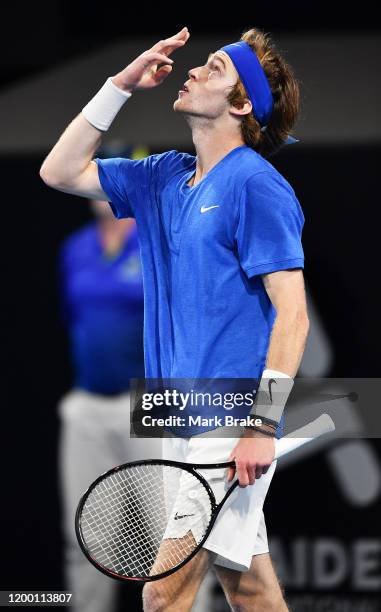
[95,145,305,435]
[59,221,145,394]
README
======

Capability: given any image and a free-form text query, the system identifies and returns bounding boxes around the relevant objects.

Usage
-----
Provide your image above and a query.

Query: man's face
[173,50,239,120]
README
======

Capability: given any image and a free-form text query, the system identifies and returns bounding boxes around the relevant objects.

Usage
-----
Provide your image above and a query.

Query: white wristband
[250,368,294,427]
[81,77,132,132]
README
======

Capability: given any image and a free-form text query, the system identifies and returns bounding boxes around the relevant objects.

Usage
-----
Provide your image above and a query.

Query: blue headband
[219,41,299,147]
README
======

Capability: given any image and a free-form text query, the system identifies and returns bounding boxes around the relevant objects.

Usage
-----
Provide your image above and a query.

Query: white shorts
[162,428,277,572]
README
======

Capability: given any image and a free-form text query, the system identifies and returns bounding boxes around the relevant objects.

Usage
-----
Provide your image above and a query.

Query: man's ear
[230,98,252,118]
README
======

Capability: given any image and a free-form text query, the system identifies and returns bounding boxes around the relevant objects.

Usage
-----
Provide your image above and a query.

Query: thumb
[155,64,173,82]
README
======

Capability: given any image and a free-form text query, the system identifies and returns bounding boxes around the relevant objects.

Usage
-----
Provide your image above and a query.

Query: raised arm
[39,27,190,199]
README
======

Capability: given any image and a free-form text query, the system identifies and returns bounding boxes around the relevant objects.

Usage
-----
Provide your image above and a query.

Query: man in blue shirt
[58,197,160,612]
[59,200,145,394]
[42,25,309,612]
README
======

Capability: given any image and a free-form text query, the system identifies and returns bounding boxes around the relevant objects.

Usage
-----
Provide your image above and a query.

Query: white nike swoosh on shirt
[200,205,220,213]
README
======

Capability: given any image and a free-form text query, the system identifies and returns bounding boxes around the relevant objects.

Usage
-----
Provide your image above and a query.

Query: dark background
[1,4,380,611]
[2,3,380,90]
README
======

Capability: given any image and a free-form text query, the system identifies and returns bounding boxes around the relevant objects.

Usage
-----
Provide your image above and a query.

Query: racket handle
[274,413,335,460]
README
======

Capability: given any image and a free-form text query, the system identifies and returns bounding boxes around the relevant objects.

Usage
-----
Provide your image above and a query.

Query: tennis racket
[75,413,335,582]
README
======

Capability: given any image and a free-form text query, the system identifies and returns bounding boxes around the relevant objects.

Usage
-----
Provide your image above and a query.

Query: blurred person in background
[57,165,156,612]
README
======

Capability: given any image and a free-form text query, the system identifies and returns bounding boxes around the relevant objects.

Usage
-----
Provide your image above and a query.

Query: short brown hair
[227,27,300,159]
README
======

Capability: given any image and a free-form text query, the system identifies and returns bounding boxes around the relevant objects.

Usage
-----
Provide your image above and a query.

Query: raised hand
[111,27,190,92]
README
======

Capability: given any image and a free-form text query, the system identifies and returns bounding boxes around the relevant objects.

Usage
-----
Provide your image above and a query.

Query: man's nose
[188,65,206,80]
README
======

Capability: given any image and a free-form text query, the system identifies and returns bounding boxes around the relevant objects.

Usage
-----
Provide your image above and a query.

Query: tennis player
[40,26,310,612]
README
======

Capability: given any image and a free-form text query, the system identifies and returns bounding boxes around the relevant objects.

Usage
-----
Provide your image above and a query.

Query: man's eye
[208,64,219,74]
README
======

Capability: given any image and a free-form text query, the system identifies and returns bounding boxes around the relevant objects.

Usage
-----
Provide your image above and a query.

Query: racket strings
[79,463,213,578]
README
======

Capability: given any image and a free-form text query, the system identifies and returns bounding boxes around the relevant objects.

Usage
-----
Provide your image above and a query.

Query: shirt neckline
[184,144,248,191]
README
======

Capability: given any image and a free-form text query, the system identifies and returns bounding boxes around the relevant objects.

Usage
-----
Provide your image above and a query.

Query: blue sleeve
[94,150,195,219]
[94,156,150,219]
[235,171,305,278]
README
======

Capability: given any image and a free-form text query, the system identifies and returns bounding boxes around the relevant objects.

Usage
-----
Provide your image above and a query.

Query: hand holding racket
[227,432,277,486]
[75,413,335,582]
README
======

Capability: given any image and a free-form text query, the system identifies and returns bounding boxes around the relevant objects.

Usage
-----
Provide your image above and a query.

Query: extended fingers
[152,27,190,56]
[140,52,174,69]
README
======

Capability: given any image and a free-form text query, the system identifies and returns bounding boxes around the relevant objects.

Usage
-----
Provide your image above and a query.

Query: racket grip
[274,413,335,460]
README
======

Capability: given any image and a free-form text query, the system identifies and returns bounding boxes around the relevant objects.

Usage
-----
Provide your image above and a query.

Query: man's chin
[173,99,191,113]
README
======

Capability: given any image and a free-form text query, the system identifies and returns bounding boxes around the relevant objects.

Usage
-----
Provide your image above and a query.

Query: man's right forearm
[39,112,103,187]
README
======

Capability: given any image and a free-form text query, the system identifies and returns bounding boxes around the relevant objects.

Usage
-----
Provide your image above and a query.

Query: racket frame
[75,459,239,582]
[75,413,335,582]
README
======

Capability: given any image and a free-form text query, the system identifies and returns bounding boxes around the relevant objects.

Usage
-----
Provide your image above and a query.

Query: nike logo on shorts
[174,512,195,520]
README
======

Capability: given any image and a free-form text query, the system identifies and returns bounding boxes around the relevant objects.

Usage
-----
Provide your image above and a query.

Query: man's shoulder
[96,150,195,174]
[148,149,195,172]
[241,150,296,196]
[152,149,195,162]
